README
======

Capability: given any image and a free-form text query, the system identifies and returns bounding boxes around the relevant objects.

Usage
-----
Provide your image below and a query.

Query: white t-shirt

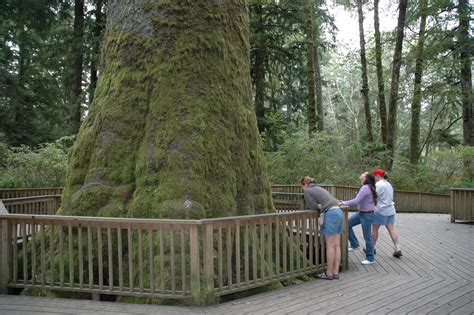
[375,180,396,216]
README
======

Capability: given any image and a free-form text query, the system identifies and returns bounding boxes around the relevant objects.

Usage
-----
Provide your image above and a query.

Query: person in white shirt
[372,169,402,258]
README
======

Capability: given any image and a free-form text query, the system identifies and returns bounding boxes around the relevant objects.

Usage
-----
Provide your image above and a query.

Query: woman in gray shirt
[301,176,343,280]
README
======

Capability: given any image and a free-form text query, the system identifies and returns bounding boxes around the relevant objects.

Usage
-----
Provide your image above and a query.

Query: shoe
[393,250,403,258]
[348,246,360,252]
[333,274,339,279]
[361,260,375,265]
[363,248,377,255]
[319,273,334,280]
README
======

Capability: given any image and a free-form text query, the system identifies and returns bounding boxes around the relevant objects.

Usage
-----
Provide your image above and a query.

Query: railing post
[450,189,455,223]
[202,222,215,305]
[0,218,12,294]
[341,208,349,271]
[189,224,201,305]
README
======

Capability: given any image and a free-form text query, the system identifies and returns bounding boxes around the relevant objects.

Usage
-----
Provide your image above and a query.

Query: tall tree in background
[458,0,472,146]
[62,0,273,219]
[409,0,428,164]
[356,0,373,143]
[314,45,325,131]
[304,0,317,135]
[88,0,106,106]
[386,0,408,170]
[69,0,84,133]
[373,0,388,146]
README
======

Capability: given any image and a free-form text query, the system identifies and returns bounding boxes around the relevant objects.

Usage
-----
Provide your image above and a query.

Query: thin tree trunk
[254,3,266,133]
[374,0,388,146]
[459,0,473,146]
[409,0,427,164]
[89,0,105,106]
[386,0,408,170]
[62,0,273,219]
[69,0,85,133]
[314,45,324,131]
[357,0,373,143]
[304,0,317,136]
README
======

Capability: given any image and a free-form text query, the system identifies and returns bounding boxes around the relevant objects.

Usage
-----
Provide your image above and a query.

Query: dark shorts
[322,207,343,236]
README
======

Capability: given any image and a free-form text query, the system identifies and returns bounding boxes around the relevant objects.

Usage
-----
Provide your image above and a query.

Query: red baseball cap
[373,169,385,177]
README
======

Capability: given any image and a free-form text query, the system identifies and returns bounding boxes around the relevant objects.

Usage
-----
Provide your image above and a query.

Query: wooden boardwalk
[0,213,472,314]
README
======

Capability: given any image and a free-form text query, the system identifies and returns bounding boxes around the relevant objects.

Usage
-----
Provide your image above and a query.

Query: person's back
[303,183,339,212]
[375,179,395,216]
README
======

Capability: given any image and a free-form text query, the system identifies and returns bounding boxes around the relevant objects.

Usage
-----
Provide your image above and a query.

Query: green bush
[0,136,73,188]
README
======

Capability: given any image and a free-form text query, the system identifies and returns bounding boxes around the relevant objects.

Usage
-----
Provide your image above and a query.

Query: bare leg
[386,224,399,245]
[372,224,381,246]
[325,235,340,276]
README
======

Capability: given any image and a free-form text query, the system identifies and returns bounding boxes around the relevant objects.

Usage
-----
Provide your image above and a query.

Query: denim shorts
[374,213,396,225]
[322,207,343,236]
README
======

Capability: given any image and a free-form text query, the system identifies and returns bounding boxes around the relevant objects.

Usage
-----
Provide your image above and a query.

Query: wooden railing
[271,185,450,213]
[1,196,61,215]
[0,188,63,199]
[450,188,473,222]
[0,210,349,305]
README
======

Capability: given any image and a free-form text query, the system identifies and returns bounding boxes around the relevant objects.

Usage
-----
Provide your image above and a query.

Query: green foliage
[266,132,472,193]
[0,137,72,188]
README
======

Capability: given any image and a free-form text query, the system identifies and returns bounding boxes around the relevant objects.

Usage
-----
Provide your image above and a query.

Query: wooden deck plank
[0,213,472,315]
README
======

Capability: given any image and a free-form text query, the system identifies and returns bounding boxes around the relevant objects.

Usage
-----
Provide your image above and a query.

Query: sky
[328,0,399,48]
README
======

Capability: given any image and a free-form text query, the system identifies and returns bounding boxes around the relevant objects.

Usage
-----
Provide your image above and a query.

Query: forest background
[0,0,472,194]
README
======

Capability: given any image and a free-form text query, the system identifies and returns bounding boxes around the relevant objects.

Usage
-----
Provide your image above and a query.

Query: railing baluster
[260,219,264,280]
[244,224,249,283]
[22,223,27,284]
[68,223,73,287]
[159,229,164,292]
[59,225,64,287]
[226,224,232,289]
[170,228,175,294]
[267,219,272,277]
[31,222,36,285]
[218,226,223,291]
[138,226,143,293]
[252,222,257,283]
[127,225,133,292]
[98,225,103,290]
[235,222,240,288]
[88,225,93,288]
[108,226,113,291]
[117,227,123,291]
[148,227,154,294]
[180,229,185,296]
[78,226,83,288]
[275,217,280,277]
[12,222,17,284]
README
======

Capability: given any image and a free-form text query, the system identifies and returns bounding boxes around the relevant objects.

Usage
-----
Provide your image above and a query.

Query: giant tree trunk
[304,0,317,136]
[386,0,408,170]
[374,0,388,146]
[69,0,85,133]
[253,2,266,133]
[357,0,373,143]
[409,0,427,164]
[62,0,273,219]
[459,0,473,146]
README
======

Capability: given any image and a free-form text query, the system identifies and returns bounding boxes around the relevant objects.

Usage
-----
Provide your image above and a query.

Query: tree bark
[357,0,373,143]
[374,0,388,146]
[69,0,85,133]
[409,0,427,164]
[89,0,105,106]
[314,45,324,131]
[459,0,473,146]
[386,0,408,170]
[62,0,273,219]
[253,3,266,133]
[304,0,317,136]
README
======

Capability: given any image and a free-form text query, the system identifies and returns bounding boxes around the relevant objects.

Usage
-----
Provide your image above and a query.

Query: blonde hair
[300,176,316,186]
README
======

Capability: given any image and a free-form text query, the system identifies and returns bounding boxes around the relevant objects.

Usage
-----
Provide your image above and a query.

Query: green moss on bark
[63,0,273,220]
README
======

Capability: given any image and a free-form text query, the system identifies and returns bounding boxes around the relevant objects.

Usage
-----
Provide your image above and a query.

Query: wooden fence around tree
[271,185,451,214]
[0,210,349,305]
[450,188,474,222]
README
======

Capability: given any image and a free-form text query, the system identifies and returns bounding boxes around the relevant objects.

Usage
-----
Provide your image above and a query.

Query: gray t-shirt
[303,184,339,212]
[375,180,396,216]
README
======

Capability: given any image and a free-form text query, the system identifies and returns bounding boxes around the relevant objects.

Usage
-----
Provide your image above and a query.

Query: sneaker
[348,246,360,252]
[319,273,333,280]
[333,274,339,279]
[361,260,375,265]
[393,250,403,258]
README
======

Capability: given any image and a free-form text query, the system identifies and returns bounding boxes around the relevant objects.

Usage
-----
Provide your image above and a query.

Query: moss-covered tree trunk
[356,0,373,144]
[409,0,427,164]
[304,0,317,136]
[62,0,274,219]
[373,0,388,147]
[386,0,408,170]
